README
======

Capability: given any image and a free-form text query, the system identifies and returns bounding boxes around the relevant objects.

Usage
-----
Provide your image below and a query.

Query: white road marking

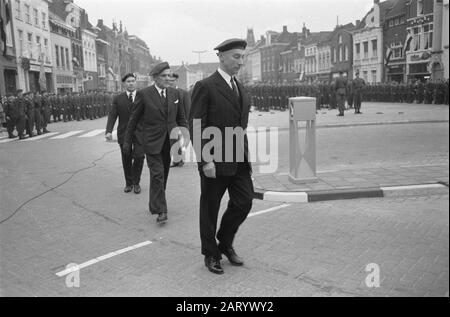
[248,204,291,218]
[50,130,85,139]
[78,129,105,138]
[55,241,153,277]
[21,132,59,142]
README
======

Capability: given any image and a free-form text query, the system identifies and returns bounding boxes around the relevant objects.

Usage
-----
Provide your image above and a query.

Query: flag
[39,52,46,91]
[385,47,392,66]
[5,0,11,24]
[0,17,7,56]
[404,33,413,54]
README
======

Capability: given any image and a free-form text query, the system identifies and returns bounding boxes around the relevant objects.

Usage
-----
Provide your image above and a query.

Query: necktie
[231,78,239,98]
[128,93,133,103]
[161,90,166,103]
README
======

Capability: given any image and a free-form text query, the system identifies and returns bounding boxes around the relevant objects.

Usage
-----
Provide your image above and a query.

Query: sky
[75,0,375,66]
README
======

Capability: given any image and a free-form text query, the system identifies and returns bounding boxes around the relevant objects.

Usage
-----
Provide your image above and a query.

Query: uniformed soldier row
[248,78,449,112]
[0,90,118,139]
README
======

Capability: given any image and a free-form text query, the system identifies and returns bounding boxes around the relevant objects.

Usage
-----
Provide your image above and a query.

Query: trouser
[347,94,354,108]
[41,108,50,129]
[26,111,35,136]
[354,92,362,113]
[146,136,171,214]
[199,162,254,259]
[336,93,346,115]
[75,107,81,121]
[34,108,42,133]
[7,116,25,136]
[119,142,145,187]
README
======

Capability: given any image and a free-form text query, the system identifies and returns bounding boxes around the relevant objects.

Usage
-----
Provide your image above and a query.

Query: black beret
[122,73,136,82]
[150,62,170,76]
[214,38,247,52]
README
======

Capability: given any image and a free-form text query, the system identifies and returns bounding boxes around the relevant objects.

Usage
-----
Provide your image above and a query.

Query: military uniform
[352,76,365,114]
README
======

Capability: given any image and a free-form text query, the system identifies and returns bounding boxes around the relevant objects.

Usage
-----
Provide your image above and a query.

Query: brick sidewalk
[254,164,449,200]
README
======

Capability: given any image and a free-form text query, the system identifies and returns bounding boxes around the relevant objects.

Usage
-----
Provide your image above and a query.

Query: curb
[254,183,449,203]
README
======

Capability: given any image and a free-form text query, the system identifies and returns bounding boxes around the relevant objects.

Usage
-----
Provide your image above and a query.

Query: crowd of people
[247,78,450,113]
[0,90,118,139]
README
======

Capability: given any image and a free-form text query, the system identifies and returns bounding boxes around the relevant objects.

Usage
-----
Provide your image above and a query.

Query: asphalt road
[0,115,448,297]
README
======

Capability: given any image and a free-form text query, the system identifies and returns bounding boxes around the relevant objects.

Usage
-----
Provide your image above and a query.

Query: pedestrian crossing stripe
[21,132,59,142]
[50,130,85,139]
[78,129,105,138]
[0,129,117,144]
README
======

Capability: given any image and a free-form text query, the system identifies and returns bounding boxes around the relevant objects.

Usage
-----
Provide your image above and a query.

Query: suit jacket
[190,71,252,177]
[106,92,142,145]
[125,85,188,155]
[178,88,191,128]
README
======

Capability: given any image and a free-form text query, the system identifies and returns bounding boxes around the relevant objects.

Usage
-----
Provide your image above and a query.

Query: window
[338,35,342,44]
[36,36,41,59]
[418,0,424,16]
[33,8,38,26]
[372,39,378,57]
[66,48,70,70]
[389,20,394,27]
[371,70,377,83]
[363,41,369,58]
[423,23,433,50]
[345,46,348,61]
[15,0,21,19]
[395,18,399,25]
[25,4,30,23]
[55,46,60,67]
[413,27,421,51]
[44,38,49,62]
[363,70,368,82]
[42,13,46,29]
[341,45,344,62]
[355,43,360,59]
[400,16,405,24]
[18,30,23,56]
[61,46,65,68]
[27,33,32,58]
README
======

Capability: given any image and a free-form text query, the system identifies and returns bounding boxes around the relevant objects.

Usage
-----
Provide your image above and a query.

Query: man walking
[124,62,188,224]
[106,73,145,194]
[190,39,254,275]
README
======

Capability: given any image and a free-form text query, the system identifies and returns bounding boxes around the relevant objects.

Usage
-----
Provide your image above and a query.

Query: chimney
[98,19,104,27]
[283,25,288,33]
[374,0,380,4]
[355,20,361,27]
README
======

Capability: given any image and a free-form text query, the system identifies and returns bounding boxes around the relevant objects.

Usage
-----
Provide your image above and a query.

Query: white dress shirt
[126,90,136,102]
[218,68,238,89]
[155,85,167,98]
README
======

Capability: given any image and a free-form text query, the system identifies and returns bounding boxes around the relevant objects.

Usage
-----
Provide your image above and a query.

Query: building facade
[129,35,153,89]
[429,0,445,80]
[0,0,18,96]
[330,23,355,80]
[444,0,449,79]
[11,0,53,92]
[80,9,98,92]
[383,0,408,83]
[405,0,435,81]
[49,11,75,93]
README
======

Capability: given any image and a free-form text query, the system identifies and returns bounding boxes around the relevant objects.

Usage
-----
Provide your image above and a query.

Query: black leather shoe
[124,185,133,193]
[204,256,224,275]
[218,245,244,266]
[157,212,168,224]
[133,184,141,194]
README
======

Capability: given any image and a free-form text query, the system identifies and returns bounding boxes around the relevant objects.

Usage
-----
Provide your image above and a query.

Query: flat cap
[214,38,247,52]
[122,73,137,82]
[150,62,170,76]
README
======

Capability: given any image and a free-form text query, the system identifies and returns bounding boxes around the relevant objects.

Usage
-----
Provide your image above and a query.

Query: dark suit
[125,85,188,214]
[106,92,144,187]
[190,71,254,260]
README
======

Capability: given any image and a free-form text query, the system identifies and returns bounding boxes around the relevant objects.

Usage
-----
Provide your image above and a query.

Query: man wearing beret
[190,39,254,275]
[124,62,188,224]
[106,73,145,194]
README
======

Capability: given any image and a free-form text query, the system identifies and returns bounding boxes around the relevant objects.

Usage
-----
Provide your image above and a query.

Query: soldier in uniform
[335,72,347,116]
[347,79,354,109]
[352,71,365,114]
[416,81,424,103]
[23,92,34,138]
[33,91,43,135]
[7,90,27,139]
[41,91,50,133]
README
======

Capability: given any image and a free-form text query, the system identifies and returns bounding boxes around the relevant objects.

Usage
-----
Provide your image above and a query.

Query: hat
[122,73,137,82]
[150,62,170,76]
[214,38,247,52]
